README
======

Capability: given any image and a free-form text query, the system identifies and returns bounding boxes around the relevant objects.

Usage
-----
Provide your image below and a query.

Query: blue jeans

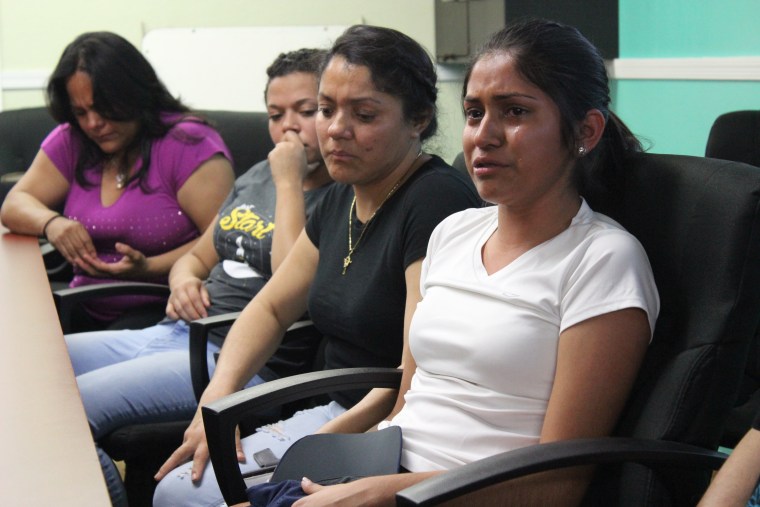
[66,320,266,507]
[153,401,347,507]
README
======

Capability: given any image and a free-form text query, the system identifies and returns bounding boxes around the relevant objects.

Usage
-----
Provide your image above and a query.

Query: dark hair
[324,25,438,141]
[463,19,642,198]
[264,48,327,102]
[47,31,189,190]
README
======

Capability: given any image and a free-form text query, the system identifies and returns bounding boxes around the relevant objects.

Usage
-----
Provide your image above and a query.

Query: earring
[577,146,587,157]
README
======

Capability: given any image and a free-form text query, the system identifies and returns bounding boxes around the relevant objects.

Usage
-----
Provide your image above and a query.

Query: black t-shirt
[305,155,481,408]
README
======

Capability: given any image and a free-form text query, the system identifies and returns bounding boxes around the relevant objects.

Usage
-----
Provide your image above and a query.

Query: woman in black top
[153,25,480,507]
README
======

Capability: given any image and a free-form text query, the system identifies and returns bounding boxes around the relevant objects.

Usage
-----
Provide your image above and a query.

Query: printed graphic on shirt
[219,205,276,239]
[216,204,275,267]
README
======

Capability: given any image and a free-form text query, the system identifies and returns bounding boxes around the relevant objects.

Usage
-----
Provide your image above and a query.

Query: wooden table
[0,227,110,505]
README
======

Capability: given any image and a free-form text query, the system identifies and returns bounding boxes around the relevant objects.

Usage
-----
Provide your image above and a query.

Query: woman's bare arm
[155,229,319,482]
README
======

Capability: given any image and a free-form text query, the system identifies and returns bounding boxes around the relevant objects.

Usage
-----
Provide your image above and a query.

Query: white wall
[0,0,466,162]
[141,26,348,112]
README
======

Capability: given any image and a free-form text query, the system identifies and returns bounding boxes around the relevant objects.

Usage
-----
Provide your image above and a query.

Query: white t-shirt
[387,200,660,472]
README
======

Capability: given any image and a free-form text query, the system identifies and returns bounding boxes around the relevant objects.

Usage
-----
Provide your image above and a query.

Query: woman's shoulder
[155,113,232,166]
[40,123,81,180]
[41,122,75,147]
[574,201,650,265]
[223,160,269,199]
[425,207,495,257]
[309,181,353,215]
[579,202,638,240]
[436,206,495,234]
[235,159,271,184]
[164,113,221,139]
[412,155,472,185]
[404,155,481,204]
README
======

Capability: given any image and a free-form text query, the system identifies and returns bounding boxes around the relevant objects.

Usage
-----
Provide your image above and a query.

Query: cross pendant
[342,255,352,275]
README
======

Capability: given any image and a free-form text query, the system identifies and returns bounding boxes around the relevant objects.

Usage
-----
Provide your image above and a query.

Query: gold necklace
[342,150,423,275]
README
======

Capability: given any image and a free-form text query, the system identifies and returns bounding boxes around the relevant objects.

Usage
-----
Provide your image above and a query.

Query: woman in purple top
[0,32,234,328]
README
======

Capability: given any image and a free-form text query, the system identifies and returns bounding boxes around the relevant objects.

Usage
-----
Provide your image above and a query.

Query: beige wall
[0,0,466,162]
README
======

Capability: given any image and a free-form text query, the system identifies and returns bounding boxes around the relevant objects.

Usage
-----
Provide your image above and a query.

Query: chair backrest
[705,110,760,168]
[0,107,58,204]
[705,110,760,448]
[582,152,760,505]
[450,152,468,176]
[197,110,273,178]
[0,108,273,205]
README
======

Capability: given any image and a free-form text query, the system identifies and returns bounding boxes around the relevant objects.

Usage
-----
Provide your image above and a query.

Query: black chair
[705,110,760,168]
[203,152,760,506]
[704,110,760,449]
[0,107,71,282]
[53,282,171,334]
[0,107,58,205]
[197,109,273,178]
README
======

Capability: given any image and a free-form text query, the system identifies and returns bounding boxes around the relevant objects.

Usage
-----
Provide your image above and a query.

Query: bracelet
[41,213,63,239]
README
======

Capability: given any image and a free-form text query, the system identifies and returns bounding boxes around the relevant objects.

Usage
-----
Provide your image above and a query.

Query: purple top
[42,116,231,322]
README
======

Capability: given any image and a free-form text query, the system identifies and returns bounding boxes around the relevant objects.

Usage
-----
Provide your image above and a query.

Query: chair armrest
[0,171,23,201]
[188,316,316,402]
[189,312,242,401]
[395,438,728,506]
[202,367,402,506]
[39,240,55,255]
[39,240,71,279]
[53,282,170,333]
[0,170,24,184]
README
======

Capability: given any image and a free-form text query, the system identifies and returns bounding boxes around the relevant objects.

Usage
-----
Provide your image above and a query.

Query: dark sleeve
[399,165,481,269]
[305,183,344,249]
[304,193,323,247]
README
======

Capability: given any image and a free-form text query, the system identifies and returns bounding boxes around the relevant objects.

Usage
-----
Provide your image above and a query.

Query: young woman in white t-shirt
[296,19,660,507]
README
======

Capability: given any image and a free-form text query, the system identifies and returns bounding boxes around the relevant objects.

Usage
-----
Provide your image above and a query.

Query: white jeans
[153,401,347,507]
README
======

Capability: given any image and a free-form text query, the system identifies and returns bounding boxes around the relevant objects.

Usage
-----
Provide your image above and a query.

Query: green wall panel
[613,80,760,156]
[619,0,760,57]
[616,0,759,157]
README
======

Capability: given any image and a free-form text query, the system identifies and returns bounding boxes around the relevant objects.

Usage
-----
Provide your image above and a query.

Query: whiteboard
[142,26,347,112]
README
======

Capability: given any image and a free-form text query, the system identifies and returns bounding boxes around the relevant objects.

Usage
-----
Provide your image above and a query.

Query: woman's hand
[166,276,211,321]
[295,473,436,507]
[154,409,246,484]
[44,215,98,269]
[79,242,151,279]
[269,131,310,187]
[296,477,395,507]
